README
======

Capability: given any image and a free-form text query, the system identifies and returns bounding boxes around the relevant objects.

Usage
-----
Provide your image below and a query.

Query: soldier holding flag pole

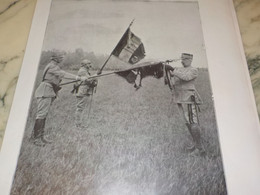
[30,53,89,147]
[169,53,205,154]
[73,59,97,128]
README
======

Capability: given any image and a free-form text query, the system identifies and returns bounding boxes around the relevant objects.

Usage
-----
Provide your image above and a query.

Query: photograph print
[11,0,227,194]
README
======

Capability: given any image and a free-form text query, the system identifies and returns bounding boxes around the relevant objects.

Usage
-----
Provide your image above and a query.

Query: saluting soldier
[170,53,205,154]
[30,53,88,147]
[74,59,97,128]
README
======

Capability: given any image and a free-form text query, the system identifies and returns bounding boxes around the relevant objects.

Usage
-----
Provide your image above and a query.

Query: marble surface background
[234,0,260,115]
[0,0,259,148]
[0,0,37,147]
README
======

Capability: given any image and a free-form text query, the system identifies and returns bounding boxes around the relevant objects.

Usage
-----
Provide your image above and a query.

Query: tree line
[39,48,130,71]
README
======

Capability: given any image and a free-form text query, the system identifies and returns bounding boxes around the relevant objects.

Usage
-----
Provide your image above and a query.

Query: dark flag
[112,28,145,64]
[115,61,162,85]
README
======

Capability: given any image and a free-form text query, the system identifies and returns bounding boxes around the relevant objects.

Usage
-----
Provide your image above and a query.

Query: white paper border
[1,0,260,194]
[199,0,260,194]
[0,0,52,194]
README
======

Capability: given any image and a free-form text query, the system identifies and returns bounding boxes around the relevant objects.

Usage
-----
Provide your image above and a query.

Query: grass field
[11,69,227,195]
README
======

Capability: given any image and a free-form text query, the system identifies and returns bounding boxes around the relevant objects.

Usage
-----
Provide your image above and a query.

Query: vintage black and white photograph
[10,0,227,194]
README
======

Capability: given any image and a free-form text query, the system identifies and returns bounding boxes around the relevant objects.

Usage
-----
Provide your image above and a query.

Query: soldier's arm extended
[51,66,87,81]
[172,68,198,81]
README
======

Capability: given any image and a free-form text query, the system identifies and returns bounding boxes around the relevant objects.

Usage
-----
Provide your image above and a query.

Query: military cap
[81,59,92,68]
[51,53,64,62]
[181,53,193,60]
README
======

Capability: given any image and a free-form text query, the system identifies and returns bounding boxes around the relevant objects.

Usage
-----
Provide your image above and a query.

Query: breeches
[178,103,199,124]
[75,96,90,123]
[36,97,55,119]
[76,96,89,113]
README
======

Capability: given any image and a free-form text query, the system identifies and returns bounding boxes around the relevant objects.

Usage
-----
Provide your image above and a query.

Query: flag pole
[60,71,121,86]
[97,19,135,75]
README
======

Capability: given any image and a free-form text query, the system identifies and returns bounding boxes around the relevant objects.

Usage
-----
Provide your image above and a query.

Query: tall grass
[11,69,226,195]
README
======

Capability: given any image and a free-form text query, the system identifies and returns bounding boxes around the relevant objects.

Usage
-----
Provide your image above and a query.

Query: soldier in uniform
[30,53,88,147]
[74,59,97,128]
[170,53,205,154]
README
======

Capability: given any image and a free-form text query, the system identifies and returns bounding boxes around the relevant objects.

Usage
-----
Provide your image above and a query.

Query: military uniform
[75,60,97,127]
[172,66,202,123]
[171,53,205,154]
[31,55,85,147]
[34,62,66,119]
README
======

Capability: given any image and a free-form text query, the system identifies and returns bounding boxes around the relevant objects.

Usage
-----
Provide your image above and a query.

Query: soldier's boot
[185,123,196,151]
[30,119,45,147]
[40,118,52,144]
[186,123,206,155]
[185,142,196,152]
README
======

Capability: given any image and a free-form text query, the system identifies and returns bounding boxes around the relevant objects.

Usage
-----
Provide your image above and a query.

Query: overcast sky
[42,0,208,67]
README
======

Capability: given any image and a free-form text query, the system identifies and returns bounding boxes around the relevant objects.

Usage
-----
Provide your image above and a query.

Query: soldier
[74,59,97,128]
[30,53,88,147]
[170,53,205,154]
